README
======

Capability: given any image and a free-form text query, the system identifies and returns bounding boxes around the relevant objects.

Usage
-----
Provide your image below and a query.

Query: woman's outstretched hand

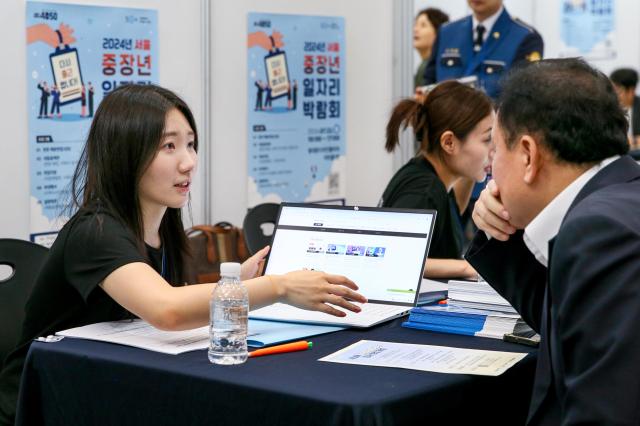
[274,270,367,317]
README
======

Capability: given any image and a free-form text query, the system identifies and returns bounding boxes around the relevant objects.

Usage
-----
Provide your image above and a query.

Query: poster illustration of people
[247,13,346,206]
[26,2,158,246]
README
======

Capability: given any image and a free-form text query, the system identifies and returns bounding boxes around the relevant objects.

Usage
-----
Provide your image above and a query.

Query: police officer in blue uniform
[424,0,543,99]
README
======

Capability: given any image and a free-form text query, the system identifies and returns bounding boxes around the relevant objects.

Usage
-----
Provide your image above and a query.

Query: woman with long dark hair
[380,81,494,278]
[0,85,366,424]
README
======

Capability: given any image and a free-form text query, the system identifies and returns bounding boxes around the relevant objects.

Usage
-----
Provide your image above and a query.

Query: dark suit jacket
[466,155,640,425]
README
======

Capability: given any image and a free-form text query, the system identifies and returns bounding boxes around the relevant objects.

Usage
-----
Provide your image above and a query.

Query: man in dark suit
[466,58,640,425]
[610,68,640,150]
[423,0,543,99]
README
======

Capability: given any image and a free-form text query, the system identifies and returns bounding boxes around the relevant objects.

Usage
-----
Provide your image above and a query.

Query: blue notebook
[402,305,530,340]
[402,321,482,336]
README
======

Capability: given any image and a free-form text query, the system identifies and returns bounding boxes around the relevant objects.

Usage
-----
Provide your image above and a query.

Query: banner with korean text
[559,0,616,60]
[26,2,158,246]
[247,13,346,206]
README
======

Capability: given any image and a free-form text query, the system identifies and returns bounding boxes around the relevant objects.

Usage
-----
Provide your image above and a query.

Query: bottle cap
[220,262,242,276]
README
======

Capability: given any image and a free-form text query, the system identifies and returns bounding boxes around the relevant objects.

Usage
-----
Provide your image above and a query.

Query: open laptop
[249,203,436,327]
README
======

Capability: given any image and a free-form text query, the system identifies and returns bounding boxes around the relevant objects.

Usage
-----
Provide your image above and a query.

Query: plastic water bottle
[208,262,248,365]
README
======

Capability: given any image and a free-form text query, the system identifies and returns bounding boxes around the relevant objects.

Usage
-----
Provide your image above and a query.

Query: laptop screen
[263,203,436,305]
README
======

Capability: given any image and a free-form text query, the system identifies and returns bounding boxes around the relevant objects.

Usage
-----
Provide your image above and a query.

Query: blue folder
[406,307,489,327]
[247,319,345,347]
[401,305,528,339]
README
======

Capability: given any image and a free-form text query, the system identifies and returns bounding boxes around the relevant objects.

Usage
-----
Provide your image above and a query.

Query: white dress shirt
[522,156,619,267]
[472,6,504,43]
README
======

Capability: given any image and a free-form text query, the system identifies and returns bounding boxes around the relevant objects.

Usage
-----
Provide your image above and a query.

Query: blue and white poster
[560,0,616,60]
[247,13,346,206]
[26,2,158,246]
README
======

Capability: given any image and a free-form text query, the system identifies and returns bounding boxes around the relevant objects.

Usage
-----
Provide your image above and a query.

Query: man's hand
[472,180,516,241]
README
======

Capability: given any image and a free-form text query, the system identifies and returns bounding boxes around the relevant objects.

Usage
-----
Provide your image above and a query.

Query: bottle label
[225,305,248,323]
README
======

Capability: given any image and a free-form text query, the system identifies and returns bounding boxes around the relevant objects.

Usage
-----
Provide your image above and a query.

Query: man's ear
[518,135,542,184]
[439,130,458,155]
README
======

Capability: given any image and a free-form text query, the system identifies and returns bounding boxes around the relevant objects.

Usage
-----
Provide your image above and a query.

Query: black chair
[0,239,49,361]
[242,203,280,255]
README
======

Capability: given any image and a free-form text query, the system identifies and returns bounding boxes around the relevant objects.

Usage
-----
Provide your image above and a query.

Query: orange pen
[248,340,313,358]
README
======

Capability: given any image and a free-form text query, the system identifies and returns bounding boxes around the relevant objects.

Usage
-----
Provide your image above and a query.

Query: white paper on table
[56,319,345,355]
[319,339,528,376]
[57,320,209,355]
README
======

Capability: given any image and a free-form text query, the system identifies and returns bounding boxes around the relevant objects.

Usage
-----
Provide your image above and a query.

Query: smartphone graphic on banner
[264,50,290,99]
[49,45,84,105]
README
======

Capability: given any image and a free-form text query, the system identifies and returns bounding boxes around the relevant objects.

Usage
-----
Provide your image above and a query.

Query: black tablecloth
[16,318,536,426]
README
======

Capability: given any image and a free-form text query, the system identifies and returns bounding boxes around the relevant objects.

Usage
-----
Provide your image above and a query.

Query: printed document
[319,340,527,376]
[56,319,344,354]
[57,320,209,355]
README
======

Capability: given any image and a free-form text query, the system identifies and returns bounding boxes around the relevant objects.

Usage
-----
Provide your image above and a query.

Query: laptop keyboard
[249,302,410,327]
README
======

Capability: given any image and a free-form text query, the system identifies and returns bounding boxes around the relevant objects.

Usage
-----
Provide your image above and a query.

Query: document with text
[57,320,209,355]
[319,340,527,376]
[56,319,344,354]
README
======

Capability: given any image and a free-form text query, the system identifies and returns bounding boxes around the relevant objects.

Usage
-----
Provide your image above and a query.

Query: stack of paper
[447,280,518,314]
[402,280,533,339]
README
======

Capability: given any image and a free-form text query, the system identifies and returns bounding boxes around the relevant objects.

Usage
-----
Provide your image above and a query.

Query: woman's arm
[100,264,366,331]
[423,258,476,279]
[100,262,212,330]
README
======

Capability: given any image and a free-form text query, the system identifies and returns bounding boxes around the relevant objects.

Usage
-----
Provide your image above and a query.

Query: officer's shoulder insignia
[526,51,541,62]
[513,17,536,33]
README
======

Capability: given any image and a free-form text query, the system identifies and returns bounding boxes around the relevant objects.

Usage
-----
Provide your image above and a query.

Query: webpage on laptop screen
[265,206,433,304]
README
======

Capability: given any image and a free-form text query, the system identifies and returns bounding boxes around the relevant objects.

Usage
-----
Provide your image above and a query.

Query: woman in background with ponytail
[380,81,494,279]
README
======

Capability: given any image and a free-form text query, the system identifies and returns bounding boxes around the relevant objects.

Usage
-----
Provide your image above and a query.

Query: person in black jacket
[467,58,639,425]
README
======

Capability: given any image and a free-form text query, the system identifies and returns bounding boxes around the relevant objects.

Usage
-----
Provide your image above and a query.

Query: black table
[16,318,536,426]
